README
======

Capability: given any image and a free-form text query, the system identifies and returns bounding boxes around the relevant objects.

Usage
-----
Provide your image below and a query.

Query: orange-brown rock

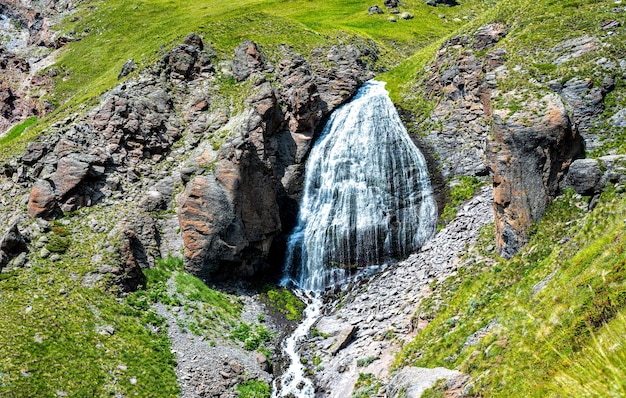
[487,93,582,258]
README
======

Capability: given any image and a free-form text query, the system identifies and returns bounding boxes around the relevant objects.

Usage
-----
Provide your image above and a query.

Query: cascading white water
[282,80,437,292]
[272,81,437,398]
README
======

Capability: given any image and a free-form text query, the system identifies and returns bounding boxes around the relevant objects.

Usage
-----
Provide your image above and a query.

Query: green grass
[351,373,383,398]
[0,208,179,397]
[261,286,306,321]
[45,0,494,111]
[236,379,271,398]
[553,313,626,397]
[397,187,626,397]
[230,322,274,351]
[0,117,38,145]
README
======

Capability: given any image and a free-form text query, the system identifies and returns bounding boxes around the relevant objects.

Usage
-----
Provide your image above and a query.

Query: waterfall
[273,81,437,398]
[282,80,437,292]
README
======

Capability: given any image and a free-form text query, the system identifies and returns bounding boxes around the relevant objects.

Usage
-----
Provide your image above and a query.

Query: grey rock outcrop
[564,155,626,196]
[425,0,458,6]
[387,367,463,398]
[488,94,582,258]
[232,40,267,82]
[566,158,603,195]
[423,25,508,180]
[0,221,28,270]
[368,5,384,14]
[117,58,137,80]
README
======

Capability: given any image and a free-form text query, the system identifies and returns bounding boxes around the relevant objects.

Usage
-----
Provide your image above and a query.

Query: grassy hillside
[384,0,626,155]
[387,1,626,395]
[400,187,626,397]
[48,0,492,108]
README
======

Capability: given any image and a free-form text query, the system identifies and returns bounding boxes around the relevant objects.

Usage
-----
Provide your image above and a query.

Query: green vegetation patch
[236,379,271,398]
[230,322,273,351]
[261,286,306,321]
[351,373,383,398]
[397,187,626,397]
[0,209,179,397]
[553,313,626,397]
[0,117,38,145]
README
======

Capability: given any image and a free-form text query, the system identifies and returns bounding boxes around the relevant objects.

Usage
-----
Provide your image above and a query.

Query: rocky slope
[414,9,625,258]
[304,186,493,397]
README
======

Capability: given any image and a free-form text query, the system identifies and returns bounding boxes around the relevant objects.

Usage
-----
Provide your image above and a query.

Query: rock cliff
[418,20,620,258]
[8,32,374,283]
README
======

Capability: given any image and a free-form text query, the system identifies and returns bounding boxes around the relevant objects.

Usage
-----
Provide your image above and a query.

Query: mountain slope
[0,0,625,397]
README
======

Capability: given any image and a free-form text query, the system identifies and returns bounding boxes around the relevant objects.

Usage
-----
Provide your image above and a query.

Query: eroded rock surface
[488,94,581,258]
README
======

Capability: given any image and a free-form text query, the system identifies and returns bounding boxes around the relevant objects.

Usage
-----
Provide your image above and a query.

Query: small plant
[236,379,270,398]
[356,355,378,367]
[231,322,273,351]
[352,373,383,398]
[311,327,330,339]
[262,286,306,321]
[45,234,71,254]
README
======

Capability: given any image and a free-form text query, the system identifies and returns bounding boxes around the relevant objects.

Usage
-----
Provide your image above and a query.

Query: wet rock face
[487,94,582,258]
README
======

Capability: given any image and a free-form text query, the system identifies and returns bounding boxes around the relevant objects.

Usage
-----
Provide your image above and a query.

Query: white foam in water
[273,81,437,398]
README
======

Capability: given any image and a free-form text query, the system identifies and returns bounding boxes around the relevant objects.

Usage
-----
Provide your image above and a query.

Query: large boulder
[232,40,267,82]
[0,222,28,270]
[425,0,458,6]
[565,158,602,195]
[487,93,582,258]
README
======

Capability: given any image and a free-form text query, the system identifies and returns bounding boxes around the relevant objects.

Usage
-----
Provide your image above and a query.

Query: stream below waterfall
[271,80,436,397]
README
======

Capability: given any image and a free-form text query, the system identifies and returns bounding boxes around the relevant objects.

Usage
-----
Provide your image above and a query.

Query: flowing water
[273,80,437,397]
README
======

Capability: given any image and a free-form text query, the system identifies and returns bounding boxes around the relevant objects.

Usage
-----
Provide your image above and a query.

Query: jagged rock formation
[178,44,374,279]
[420,22,618,258]
[423,28,506,179]
[9,31,375,283]
[0,0,75,133]
[488,94,582,257]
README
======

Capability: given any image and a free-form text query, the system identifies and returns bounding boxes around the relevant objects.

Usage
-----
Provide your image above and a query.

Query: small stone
[40,248,50,258]
[129,377,137,385]
[368,5,384,14]
[400,12,414,19]
[97,325,115,335]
